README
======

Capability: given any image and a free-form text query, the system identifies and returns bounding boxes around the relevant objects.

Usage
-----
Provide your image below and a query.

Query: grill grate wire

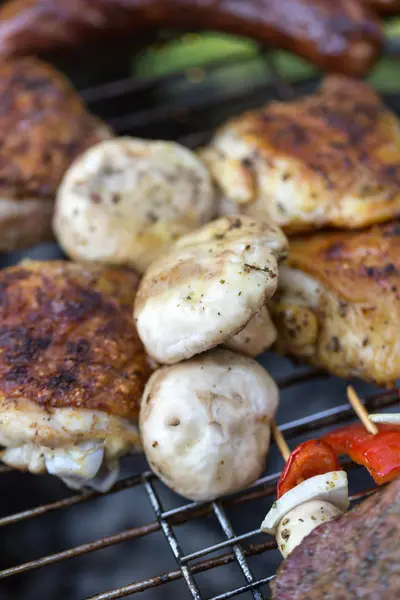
[0,38,399,600]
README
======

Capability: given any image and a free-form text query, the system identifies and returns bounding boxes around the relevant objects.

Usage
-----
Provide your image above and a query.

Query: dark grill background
[0,34,399,600]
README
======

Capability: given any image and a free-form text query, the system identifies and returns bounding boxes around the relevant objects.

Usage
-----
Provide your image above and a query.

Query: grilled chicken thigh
[271,221,400,386]
[203,76,400,234]
[134,216,288,364]
[0,0,382,75]
[0,57,111,251]
[0,261,153,490]
[54,137,215,273]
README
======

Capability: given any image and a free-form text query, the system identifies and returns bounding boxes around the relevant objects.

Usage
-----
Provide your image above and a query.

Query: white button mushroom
[53,137,216,273]
[261,470,349,558]
[261,471,349,535]
[134,215,288,364]
[224,305,277,357]
[276,500,342,558]
[140,348,279,501]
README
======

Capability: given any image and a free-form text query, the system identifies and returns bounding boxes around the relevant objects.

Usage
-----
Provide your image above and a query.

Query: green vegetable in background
[134,23,400,93]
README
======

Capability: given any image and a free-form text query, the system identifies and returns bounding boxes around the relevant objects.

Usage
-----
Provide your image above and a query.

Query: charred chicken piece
[0,0,382,75]
[0,260,153,491]
[0,56,111,251]
[271,221,400,386]
[203,76,400,234]
[271,477,400,600]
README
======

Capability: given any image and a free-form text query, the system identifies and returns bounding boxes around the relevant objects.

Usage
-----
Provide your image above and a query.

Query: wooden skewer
[271,421,307,487]
[346,385,378,435]
[271,421,291,462]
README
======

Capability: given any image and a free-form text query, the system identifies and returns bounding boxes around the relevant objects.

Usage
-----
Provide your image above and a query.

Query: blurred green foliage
[134,21,400,92]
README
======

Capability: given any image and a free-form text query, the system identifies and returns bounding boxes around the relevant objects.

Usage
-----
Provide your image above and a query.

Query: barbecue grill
[1,31,400,600]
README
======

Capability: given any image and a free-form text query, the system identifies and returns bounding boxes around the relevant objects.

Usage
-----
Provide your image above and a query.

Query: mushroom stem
[346,386,378,435]
[271,421,291,462]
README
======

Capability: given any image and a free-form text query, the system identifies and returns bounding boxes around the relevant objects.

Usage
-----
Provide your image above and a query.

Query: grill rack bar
[181,529,262,564]
[212,502,263,600]
[1,38,399,600]
[88,487,381,600]
[80,52,254,105]
[144,478,203,599]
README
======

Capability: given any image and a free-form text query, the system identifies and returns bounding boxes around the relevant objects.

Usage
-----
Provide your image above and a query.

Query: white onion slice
[369,413,400,425]
[261,470,349,535]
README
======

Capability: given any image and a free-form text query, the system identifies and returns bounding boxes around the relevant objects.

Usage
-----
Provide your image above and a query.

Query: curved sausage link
[0,0,383,75]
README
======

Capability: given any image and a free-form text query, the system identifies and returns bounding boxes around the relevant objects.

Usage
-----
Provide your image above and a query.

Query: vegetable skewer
[271,421,291,461]
[323,386,400,485]
[262,423,349,558]
[347,386,378,435]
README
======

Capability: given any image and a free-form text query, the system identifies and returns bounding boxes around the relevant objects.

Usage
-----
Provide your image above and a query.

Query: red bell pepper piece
[323,423,400,485]
[323,422,400,455]
[355,431,400,485]
[277,439,340,499]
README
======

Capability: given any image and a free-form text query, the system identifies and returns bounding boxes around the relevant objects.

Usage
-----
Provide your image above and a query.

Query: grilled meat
[366,0,400,14]
[203,76,400,234]
[0,57,111,251]
[271,221,400,386]
[272,477,400,600]
[0,260,153,490]
[0,0,382,75]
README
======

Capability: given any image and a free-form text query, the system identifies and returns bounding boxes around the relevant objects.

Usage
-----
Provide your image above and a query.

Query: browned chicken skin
[0,57,111,251]
[0,261,153,490]
[205,76,400,234]
[0,260,152,420]
[0,0,382,75]
[271,222,400,385]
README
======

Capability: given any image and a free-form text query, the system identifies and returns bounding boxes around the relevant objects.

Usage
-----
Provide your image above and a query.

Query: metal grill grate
[1,38,400,600]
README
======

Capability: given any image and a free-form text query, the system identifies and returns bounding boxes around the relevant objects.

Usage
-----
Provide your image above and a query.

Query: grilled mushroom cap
[134,215,288,364]
[54,137,216,273]
[140,348,279,501]
[276,500,342,558]
[225,305,277,357]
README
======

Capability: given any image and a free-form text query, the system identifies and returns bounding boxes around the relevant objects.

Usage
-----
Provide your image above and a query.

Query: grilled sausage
[0,0,383,75]
[365,0,400,14]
